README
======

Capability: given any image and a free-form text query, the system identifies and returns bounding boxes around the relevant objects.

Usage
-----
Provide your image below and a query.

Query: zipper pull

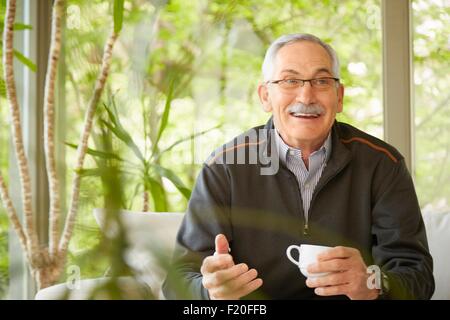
[303,223,309,236]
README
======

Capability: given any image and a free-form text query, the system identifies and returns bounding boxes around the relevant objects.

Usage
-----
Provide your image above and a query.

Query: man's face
[258,41,344,150]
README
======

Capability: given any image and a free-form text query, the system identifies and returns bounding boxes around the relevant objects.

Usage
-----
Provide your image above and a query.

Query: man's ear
[337,83,344,113]
[258,83,272,112]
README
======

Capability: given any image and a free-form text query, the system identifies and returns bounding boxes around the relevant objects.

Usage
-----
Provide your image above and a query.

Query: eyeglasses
[266,77,340,92]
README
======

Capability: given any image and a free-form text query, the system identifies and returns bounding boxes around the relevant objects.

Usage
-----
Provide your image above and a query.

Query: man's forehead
[273,41,333,76]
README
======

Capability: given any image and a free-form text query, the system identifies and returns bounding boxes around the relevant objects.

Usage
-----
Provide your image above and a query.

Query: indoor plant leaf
[151,164,191,200]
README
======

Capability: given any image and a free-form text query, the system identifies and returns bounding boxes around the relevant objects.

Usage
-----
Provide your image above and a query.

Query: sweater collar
[261,116,351,176]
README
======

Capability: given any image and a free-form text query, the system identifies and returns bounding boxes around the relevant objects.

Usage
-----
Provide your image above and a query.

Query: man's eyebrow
[280,69,301,75]
[280,67,333,77]
[315,67,333,76]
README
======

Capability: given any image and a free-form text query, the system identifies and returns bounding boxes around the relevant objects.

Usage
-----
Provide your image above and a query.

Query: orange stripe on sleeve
[207,140,266,166]
[341,137,398,163]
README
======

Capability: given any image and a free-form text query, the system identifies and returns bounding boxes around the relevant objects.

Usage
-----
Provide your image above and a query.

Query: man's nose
[295,81,316,105]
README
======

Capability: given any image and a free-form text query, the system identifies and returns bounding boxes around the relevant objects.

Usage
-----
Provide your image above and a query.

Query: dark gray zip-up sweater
[163,118,434,300]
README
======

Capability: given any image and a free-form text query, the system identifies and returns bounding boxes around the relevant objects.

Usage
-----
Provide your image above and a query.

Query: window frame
[7,0,61,299]
[6,0,414,299]
[382,0,414,173]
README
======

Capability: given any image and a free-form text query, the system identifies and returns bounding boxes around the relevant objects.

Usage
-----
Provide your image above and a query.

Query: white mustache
[287,103,325,115]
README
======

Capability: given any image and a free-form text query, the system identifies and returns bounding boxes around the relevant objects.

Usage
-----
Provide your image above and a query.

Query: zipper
[284,169,309,236]
[303,223,309,236]
[286,161,346,237]
[305,164,347,235]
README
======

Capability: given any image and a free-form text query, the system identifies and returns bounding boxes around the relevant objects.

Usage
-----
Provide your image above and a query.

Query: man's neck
[276,131,331,170]
[282,135,327,157]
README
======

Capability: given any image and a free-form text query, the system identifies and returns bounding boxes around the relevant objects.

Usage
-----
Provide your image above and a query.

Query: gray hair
[262,33,341,81]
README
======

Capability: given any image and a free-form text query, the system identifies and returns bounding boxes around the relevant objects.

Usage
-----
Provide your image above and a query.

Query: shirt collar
[275,129,332,166]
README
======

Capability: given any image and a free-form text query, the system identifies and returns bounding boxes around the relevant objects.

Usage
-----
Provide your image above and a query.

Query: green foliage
[113,0,125,34]
[412,0,450,211]
[67,91,219,212]
[0,0,8,299]
[0,212,8,299]
[153,79,174,154]
[0,0,448,294]
[12,49,36,72]
[59,0,383,281]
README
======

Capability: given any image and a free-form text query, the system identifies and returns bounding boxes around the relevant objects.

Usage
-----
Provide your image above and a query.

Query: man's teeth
[290,112,319,118]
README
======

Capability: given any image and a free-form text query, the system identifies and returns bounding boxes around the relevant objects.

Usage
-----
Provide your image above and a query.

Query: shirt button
[289,150,296,156]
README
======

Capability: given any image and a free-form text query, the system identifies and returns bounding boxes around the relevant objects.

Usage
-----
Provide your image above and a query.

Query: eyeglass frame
[265,77,340,91]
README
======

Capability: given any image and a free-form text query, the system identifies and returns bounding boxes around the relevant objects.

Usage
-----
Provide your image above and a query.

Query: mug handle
[286,245,301,267]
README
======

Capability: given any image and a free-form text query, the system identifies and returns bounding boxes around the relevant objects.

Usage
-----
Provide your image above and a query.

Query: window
[60,0,383,283]
[0,0,10,300]
[413,0,450,213]
[0,96,9,299]
[3,0,445,299]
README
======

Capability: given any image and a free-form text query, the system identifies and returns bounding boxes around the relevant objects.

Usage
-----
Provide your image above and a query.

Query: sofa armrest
[35,276,153,300]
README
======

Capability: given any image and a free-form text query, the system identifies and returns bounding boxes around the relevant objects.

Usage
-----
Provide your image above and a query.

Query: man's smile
[288,111,322,120]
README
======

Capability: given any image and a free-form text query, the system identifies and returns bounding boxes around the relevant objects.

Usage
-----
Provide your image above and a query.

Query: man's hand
[305,246,379,300]
[200,234,263,300]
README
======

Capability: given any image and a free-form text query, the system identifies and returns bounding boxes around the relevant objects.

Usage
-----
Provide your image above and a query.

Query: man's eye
[285,79,300,85]
[315,78,329,85]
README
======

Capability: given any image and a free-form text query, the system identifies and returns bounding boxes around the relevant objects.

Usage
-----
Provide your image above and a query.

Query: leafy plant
[0,0,124,290]
[67,88,220,212]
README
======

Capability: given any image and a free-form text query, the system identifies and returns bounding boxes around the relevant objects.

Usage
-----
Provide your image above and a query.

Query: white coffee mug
[286,244,332,278]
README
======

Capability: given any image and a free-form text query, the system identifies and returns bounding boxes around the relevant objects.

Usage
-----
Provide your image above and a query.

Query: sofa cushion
[35,276,151,300]
[422,211,450,300]
[93,209,184,299]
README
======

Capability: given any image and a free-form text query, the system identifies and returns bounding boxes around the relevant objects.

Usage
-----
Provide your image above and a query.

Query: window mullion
[8,0,52,300]
[382,0,414,173]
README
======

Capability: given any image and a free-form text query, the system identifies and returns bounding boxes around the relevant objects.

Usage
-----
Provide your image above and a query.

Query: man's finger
[215,234,230,255]
[213,269,263,299]
[219,268,259,294]
[204,263,249,288]
[317,246,358,261]
[214,263,249,284]
[314,284,349,297]
[307,258,351,274]
[201,254,234,274]
[306,271,350,288]
[231,277,264,299]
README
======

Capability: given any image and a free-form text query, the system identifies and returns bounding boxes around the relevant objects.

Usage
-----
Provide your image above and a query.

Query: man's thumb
[215,234,229,255]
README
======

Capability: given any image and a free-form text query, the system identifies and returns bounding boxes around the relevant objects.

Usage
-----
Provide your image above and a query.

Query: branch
[2,0,39,262]
[59,31,119,255]
[243,14,271,47]
[0,174,27,252]
[142,191,149,212]
[43,0,65,258]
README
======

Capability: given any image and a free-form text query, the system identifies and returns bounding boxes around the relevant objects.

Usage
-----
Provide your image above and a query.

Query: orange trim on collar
[340,137,398,163]
[207,140,266,166]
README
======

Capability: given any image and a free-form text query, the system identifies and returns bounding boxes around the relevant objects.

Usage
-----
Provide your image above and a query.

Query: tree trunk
[143,191,149,212]
[34,258,64,290]
[0,0,122,290]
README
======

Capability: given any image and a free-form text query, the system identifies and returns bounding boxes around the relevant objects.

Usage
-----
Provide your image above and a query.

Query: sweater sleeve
[162,163,232,300]
[371,158,435,299]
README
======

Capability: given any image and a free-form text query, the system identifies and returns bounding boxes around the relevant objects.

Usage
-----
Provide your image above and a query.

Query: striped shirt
[274,130,332,223]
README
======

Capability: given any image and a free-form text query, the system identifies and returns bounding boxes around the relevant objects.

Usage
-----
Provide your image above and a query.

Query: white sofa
[36,210,450,300]
[36,209,184,300]
[34,276,152,300]
[422,210,450,300]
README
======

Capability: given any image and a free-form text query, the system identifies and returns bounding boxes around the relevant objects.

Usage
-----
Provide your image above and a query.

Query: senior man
[163,33,434,300]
